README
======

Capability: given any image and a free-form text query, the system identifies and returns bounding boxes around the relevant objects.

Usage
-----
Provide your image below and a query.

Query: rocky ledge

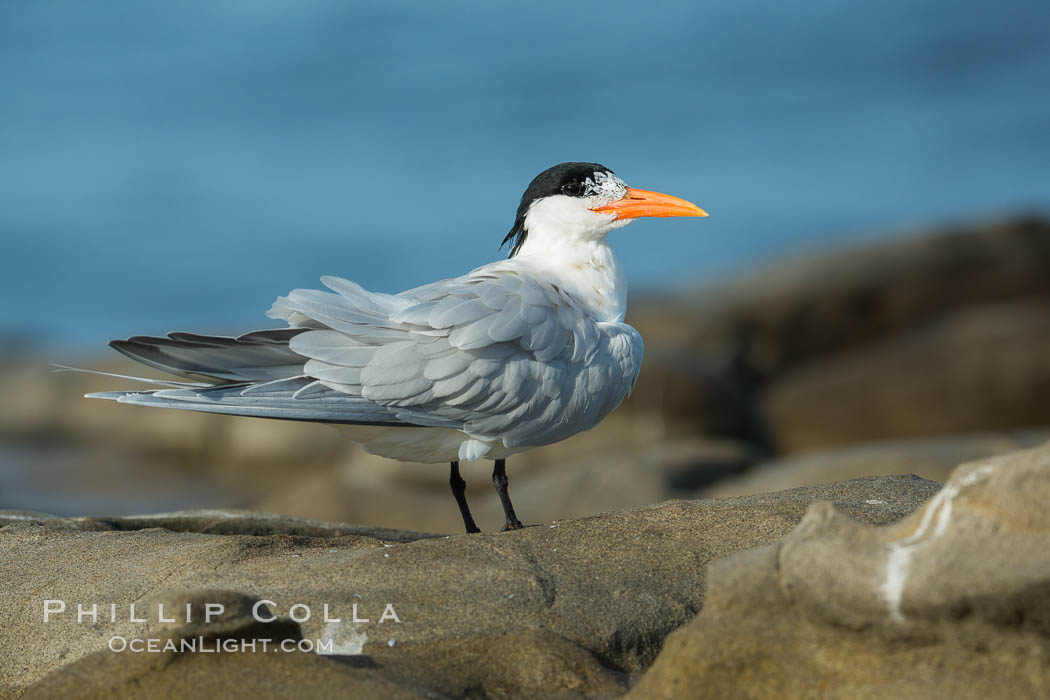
[4,442,1049,698]
[633,442,1050,699]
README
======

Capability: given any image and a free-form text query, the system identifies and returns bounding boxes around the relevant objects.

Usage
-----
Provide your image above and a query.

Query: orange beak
[591,187,708,220]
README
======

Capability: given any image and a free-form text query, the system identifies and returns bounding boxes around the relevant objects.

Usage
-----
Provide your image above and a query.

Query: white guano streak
[879,462,998,622]
[318,621,368,655]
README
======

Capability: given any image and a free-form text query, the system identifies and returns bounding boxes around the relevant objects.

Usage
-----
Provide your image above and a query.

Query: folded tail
[86,376,411,426]
[76,329,426,428]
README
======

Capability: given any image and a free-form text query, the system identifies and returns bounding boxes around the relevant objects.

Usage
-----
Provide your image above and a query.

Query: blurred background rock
[1,1,1048,533]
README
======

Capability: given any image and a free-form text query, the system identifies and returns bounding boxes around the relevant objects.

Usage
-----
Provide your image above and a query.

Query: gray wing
[270,267,643,447]
[90,376,409,426]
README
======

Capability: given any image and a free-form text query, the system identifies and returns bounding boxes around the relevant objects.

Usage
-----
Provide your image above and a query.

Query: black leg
[492,459,523,532]
[449,462,481,534]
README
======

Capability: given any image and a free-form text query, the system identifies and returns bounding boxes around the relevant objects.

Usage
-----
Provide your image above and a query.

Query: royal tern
[86,162,707,533]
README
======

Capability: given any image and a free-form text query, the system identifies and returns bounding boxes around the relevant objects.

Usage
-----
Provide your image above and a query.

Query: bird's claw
[500,519,524,532]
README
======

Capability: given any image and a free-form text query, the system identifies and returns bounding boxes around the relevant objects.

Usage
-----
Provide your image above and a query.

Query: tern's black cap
[501,162,615,257]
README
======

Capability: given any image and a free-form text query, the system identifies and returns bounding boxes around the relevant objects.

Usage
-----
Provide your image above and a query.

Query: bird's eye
[561,182,583,197]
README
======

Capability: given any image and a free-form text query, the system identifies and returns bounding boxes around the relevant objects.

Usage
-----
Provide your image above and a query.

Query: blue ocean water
[2,0,1048,350]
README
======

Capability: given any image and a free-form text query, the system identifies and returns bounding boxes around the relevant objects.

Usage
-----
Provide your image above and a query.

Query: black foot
[449,462,481,534]
[492,459,523,531]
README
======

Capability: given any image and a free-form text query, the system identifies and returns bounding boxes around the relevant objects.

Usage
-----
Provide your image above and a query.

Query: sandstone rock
[147,589,302,643]
[22,630,421,700]
[627,217,1050,446]
[24,627,623,700]
[1,476,937,696]
[0,508,438,541]
[632,442,1050,699]
[29,588,623,699]
[637,216,1050,379]
[703,430,1050,498]
[764,300,1050,450]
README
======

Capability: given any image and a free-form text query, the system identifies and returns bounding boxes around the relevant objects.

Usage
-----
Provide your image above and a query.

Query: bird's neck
[515,235,628,322]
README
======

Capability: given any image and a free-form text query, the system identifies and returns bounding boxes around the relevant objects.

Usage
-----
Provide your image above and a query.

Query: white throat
[513,195,632,322]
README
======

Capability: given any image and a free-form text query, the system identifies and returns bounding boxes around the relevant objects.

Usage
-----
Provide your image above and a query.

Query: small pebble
[387,639,397,647]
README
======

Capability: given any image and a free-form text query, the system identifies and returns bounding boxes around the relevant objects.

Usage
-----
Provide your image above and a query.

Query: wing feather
[430,297,491,328]
[422,352,472,381]
[261,265,642,448]
[485,295,525,342]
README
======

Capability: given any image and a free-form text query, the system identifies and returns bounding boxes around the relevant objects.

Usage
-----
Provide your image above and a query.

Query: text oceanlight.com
[108,637,334,654]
